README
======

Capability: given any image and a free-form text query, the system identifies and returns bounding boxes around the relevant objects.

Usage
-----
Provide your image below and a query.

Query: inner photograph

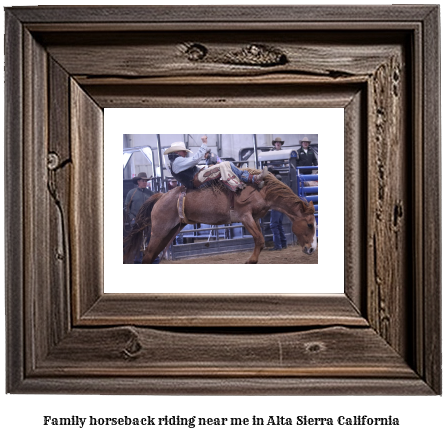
[123,134,318,265]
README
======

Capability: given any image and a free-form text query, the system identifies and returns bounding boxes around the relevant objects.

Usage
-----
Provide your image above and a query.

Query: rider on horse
[164,136,268,191]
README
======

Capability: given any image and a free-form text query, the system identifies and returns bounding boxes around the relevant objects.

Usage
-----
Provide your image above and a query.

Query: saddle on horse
[177,163,267,224]
[177,186,240,225]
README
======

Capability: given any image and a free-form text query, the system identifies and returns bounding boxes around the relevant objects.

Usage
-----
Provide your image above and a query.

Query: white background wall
[108,108,340,295]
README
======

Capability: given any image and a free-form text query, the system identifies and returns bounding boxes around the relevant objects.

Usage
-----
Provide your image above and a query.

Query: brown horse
[124,172,317,264]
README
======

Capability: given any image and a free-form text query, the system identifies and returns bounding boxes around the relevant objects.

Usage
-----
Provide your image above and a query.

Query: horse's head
[291,201,317,255]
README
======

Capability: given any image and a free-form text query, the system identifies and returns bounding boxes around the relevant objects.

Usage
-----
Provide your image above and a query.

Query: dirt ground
[161,243,318,264]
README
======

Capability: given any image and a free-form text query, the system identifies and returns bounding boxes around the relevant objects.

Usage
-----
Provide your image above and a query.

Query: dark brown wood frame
[5,6,441,394]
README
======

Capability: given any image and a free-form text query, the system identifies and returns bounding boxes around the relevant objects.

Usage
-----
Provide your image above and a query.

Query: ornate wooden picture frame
[5,6,441,394]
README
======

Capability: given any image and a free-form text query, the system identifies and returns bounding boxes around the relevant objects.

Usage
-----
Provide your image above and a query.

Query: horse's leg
[141,223,184,264]
[139,190,184,264]
[241,215,265,264]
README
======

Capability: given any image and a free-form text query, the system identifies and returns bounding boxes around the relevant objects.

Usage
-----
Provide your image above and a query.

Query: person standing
[125,172,153,223]
[296,137,318,174]
[267,137,285,174]
[125,172,159,263]
[271,137,284,151]
[269,209,288,251]
[268,137,287,251]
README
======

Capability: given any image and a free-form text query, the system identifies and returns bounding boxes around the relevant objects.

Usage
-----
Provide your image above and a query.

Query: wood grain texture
[412,16,425,382]
[8,5,437,24]
[4,10,24,393]
[41,32,400,80]
[4,5,441,395]
[422,6,442,394]
[70,80,104,320]
[79,294,367,327]
[23,29,50,372]
[48,58,72,346]
[37,326,415,378]
[12,377,434,396]
[82,83,361,109]
[344,90,366,313]
[366,51,409,357]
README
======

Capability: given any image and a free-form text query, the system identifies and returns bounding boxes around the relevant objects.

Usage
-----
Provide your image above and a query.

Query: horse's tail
[123,192,164,263]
